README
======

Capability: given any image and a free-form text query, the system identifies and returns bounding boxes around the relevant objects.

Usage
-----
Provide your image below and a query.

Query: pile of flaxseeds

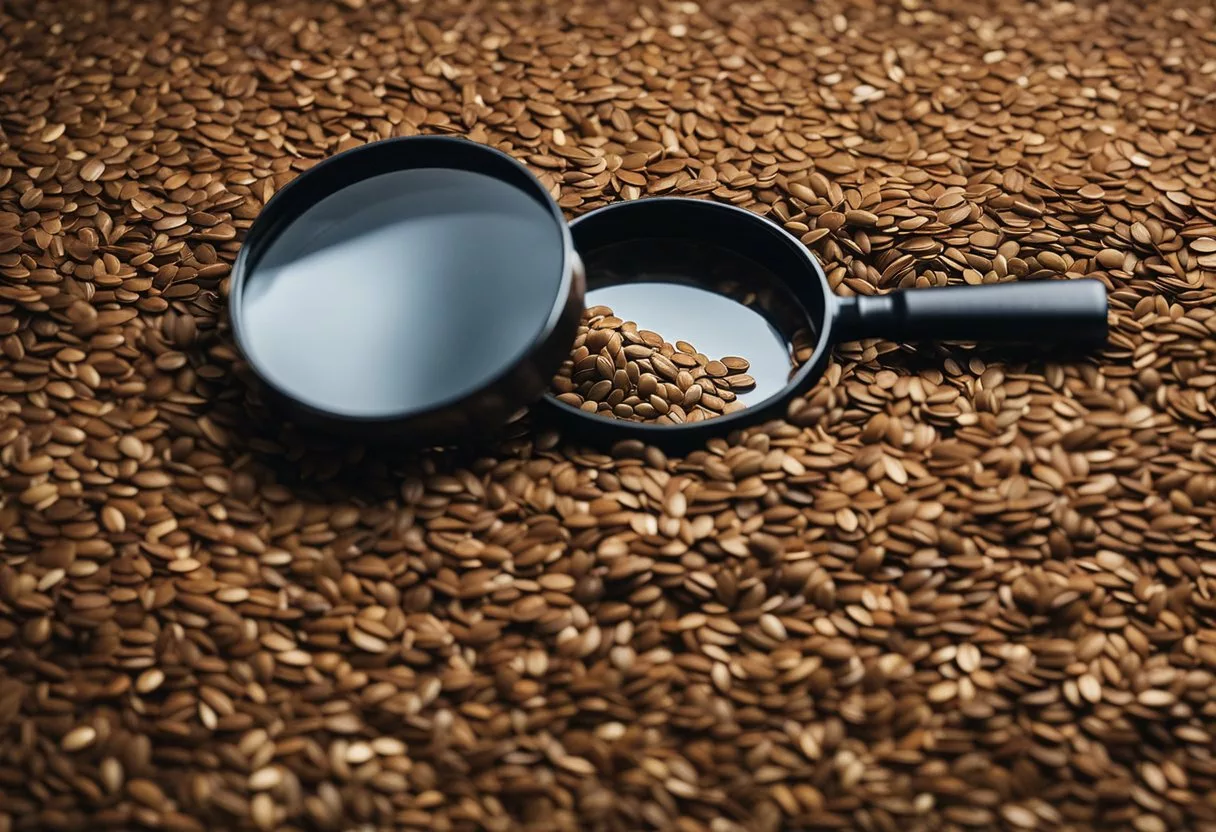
[550,305,753,423]
[2,0,1216,830]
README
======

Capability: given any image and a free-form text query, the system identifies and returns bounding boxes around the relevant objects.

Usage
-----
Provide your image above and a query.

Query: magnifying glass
[229,136,1108,448]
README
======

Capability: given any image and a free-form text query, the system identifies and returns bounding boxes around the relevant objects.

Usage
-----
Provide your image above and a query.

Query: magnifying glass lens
[549,238,813,425]
[237,162,570,425]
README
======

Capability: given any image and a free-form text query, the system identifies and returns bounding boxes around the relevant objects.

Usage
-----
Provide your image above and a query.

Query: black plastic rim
[539,198,836,450]
[228,135,582,443]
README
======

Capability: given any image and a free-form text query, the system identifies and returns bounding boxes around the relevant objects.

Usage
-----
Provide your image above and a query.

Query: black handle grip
[832,278,1108,346]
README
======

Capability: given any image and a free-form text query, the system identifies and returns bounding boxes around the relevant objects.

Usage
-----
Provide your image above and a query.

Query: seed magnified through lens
[546,237,816,426]
[549,304,756,424]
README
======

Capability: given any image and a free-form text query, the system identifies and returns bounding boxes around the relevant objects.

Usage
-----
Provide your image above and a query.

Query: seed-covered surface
[3,0,1216,831]
[550,305,754,423]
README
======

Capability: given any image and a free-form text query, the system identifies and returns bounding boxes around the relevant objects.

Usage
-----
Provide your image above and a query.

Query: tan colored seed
[1137,690,1176,707]
[251,793,276,831]
[956,643,981,673]
[1000,806,1039,829]
[651,353,678,380]
[136,668,165,694]
[350,629,388,653]
[249,767,283,790]
[61,726,97,752]
[549,306,756,423]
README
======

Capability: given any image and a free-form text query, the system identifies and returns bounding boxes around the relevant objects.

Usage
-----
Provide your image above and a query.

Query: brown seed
[595,354,615,379]
[135,668,165,694]
[80,159,106,182]
[758,614,787,640]
[587,379,612,401]
[549,306,753,423]
[248,767,283,791]
[956,643,981,673]
[370,738,406,756]
[1137,690,1176,707]
[1000,806,1038,829]
[128,779,165,808]
[927,681,957,703]
[118,435,145,459]
[99,758,123,793]
[251,793,276,831]
[585,329,609,351]
[651,353,678,380]
[61,726,97,752]
[278,650,312,667]
[349,629,388,653]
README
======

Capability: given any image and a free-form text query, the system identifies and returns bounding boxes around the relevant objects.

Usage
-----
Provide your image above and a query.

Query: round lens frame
[540,198,836,450]
[229,136,585,444]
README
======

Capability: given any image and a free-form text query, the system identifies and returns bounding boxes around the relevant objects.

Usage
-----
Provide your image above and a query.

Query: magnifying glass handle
[832,278,1108,346]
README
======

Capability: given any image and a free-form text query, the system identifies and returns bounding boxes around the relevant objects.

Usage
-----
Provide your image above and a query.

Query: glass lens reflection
[241,168,564,419]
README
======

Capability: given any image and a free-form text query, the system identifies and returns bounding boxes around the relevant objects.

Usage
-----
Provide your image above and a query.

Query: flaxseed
[550,306,752,423]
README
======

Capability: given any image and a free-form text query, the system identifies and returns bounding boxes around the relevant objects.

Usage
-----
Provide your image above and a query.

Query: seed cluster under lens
[550,306,755,423]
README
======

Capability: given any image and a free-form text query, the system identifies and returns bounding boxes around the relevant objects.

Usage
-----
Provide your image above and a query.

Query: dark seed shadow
[192,317,537,505]
[837,338,1109,378]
